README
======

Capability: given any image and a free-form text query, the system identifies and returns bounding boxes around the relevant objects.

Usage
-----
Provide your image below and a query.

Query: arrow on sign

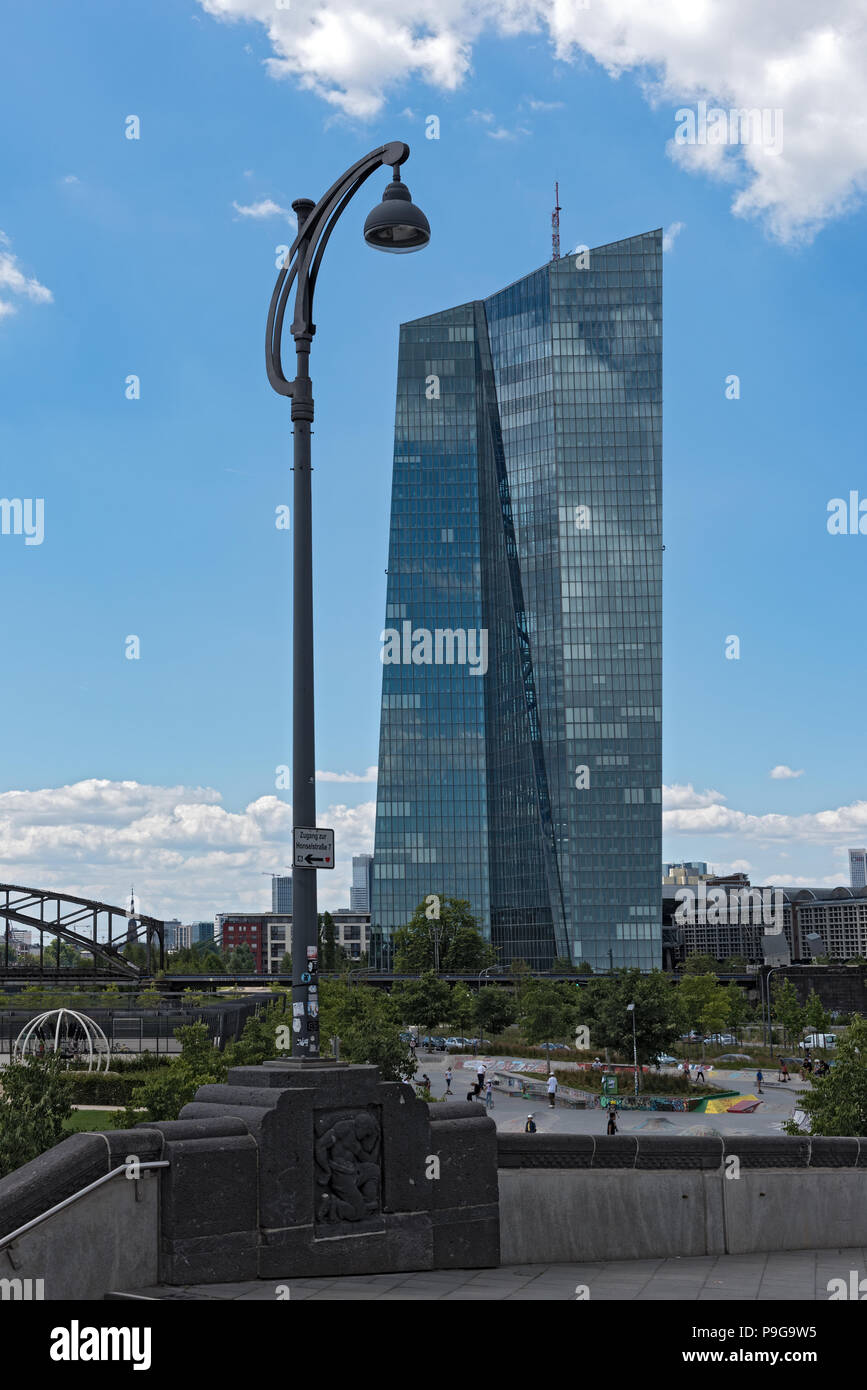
[303,853,331,865]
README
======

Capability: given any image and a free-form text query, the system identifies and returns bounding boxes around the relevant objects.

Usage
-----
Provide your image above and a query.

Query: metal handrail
[0,1160,169,1251]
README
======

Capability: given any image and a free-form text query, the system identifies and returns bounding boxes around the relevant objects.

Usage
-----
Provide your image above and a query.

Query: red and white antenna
[552,180,561,261]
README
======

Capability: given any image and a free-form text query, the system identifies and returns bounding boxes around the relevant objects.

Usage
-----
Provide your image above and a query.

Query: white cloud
[525,97,565,111]
[61,174,79,185]
[663,788,867,843]
[662,220,685,252]
[770,764,804,779]
[0,779,374,921]
[232,198,296,224]
[0,231,53,319]
[664,783,727,810]
[199,0,867,242]
[316,766,378,783]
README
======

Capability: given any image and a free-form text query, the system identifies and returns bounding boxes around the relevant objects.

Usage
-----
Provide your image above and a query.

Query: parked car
[463,1037,493,1048]
[444,1037,470,1048]
[679,1032,702,1041]
[653,1053,678,1066]
[420,1035,447,1050]
[799,1033,837,1050]
[704,1033,736,1045]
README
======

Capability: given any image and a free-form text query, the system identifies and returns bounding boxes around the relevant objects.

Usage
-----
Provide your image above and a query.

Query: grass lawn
[62,1109,117,1133]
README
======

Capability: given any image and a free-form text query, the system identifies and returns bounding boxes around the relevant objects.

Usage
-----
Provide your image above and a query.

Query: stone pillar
[176,1062,499,1279]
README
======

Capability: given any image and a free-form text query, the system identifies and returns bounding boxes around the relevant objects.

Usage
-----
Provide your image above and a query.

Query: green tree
[168,946,225,975]
[391,972,451,1034]
[393,898,495,974]
[474,986,516,1038]
[278,952,292,973]
[319,981,413,1081]
[722,955,748,972]
[448,983,476,1035]
[0,1056,73,1178]
[582,970,680,1068]
[225,943,256,974]
[552,957,579,975]
[805,989,832,1036]
[136,985,161,1009]
[791,1018,867,1135]
[682,954,720,976]
[318,912,338,971]
[114,1022,227,1126]
[677,973,729,1039]
[575,961,594,976]
[519,980,579,1073]
[771,978,806,1049]
[722,982,751,1039]
[509,958,533,1004]
[225,1000,287,1067]
[122,942,148,969]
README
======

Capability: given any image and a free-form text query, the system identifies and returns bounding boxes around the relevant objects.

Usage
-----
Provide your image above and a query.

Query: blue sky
[1,1,866,921]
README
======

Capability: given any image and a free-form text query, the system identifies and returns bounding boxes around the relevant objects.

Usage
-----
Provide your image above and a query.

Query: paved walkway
[119,1248,867,1301]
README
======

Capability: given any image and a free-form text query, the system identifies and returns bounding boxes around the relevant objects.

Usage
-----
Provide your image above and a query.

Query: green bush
[64,1071,136,1105]
[549,1067,717,1097]
[104,1053,173,1074]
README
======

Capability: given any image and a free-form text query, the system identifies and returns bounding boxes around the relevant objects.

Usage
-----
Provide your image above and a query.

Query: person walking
[524,1114,537,1133]
[695,1063,705,1083]
[444,1067,453,1096]
[547,1073,558,1108]
[484,1079,494,1110]
[755,1069,764,1095]
[606,1108,618,1135]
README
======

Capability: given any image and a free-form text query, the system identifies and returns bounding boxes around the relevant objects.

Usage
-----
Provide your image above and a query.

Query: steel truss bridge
[0,883,165,980]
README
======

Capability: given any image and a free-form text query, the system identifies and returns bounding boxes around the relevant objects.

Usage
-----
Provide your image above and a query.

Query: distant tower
[126,885,138,943]
[552,181,561,261]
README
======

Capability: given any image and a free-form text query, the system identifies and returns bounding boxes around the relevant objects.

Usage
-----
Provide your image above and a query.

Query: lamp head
[364,168,431,253]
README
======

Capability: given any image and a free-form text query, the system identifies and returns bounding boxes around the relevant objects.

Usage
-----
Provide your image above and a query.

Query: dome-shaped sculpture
[13,1008,111,1073]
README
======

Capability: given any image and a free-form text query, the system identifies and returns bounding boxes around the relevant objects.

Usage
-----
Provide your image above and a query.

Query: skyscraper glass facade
[372,233,662,971]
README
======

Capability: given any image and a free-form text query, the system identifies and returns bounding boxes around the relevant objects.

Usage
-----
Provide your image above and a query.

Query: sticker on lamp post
[293,827,334,868]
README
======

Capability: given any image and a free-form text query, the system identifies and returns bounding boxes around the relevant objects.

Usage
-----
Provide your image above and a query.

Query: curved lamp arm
[266,141,409,399]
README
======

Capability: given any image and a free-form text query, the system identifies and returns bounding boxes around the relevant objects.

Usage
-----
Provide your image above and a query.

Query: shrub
[64,1071,136,1105]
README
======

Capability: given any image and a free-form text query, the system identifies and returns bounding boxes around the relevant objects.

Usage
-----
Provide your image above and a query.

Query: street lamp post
[627,1002,639,1098]
[266,143,430,1060]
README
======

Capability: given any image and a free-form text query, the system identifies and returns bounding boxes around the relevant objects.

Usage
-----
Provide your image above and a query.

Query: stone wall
[497,1134,867,1264]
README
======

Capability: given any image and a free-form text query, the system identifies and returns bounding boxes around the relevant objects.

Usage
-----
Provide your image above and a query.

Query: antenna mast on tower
[552,180,561,261]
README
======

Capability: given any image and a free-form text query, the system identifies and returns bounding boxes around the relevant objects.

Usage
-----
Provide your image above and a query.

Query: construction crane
[552,180,562,261]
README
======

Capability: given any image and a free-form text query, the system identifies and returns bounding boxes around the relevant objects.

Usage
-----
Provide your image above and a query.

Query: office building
[271,875,293,914]
[372,232,663,971]
[350,855,374,913]
[848,849,867,890]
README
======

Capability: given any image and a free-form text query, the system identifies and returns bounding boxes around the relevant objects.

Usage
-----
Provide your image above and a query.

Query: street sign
[293,826,334,869]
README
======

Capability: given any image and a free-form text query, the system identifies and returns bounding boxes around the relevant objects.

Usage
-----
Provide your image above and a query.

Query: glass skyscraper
[372,232,662,971]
